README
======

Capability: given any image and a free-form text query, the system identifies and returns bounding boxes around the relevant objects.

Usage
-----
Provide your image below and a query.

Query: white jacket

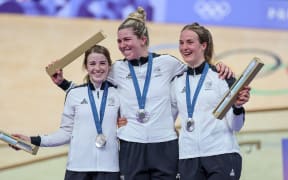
[57,53,187,143]
[109,53,186,143]
[171,62,245,159]
[40,82,120,172]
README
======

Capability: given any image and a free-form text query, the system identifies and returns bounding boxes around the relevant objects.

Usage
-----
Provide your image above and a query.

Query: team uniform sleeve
[170,79,179,121]
[223,77,245,132]
[229,106,245,132]
[58,79,76,92]
[168,55,186,78]
[39,90,76,147]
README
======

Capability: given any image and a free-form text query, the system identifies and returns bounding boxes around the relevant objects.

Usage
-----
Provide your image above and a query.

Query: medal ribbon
[186,62,209,119]
[88,82,109,134]
[128,53,153,110]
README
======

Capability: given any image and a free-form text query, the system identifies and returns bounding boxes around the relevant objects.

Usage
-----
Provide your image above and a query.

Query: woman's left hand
[9,134,31,151]
[216,62,235,79]
[234,86,251,106]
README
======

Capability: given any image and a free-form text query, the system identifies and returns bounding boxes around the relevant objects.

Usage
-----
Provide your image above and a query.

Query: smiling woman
[83,45,112,88]
[179,23,214,66]
[1,10,288,180]
[171,22,250,180]
[44,7,234,180]
[117,7,149,60]
[9,44,121,180]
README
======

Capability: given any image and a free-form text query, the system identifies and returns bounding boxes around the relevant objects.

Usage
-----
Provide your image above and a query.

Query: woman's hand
[117,117,128,128]
[9,134,31,151]
[46,60,64,85]
[216,62,234,80]
[234,86,251,107]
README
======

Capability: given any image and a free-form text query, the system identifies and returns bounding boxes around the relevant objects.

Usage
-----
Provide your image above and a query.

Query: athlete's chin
[91,77,106,84]
[121,51,137,60]
[183,57,195,64]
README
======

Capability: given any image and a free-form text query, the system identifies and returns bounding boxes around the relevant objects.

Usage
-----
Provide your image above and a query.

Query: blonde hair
[118,7,149,46]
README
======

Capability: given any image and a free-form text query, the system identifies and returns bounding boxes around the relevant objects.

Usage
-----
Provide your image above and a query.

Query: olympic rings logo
[194,0,231,21]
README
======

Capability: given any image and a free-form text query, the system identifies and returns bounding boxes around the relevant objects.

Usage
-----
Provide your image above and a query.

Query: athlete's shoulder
[66,83,87,94]
[209,64,236,87]
[171,70,186,82]
[71,83,87,89]
[154,53,180,60]
[154,53,184,67]
[112,59,125,66]
[106,80,117,89]
[63,83,87,103]
[111,59,128,74]
[113,59,125,63]
[209,63,217,72]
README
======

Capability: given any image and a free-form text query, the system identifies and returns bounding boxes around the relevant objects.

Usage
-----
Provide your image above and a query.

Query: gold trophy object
[0,130,39,155]
[213,57,264,120]
[46,31,106,76]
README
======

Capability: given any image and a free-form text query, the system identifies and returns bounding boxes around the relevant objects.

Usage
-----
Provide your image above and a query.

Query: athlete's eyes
[187,40,194,44]
[99,61,108,65]
[89,61,96,66]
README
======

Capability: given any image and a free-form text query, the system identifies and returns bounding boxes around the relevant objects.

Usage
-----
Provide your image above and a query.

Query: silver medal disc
[186,118,195,132]
[95,134,106,148]
[136,109,149,123]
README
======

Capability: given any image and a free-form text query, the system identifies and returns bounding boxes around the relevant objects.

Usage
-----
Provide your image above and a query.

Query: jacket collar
[88,81,109,90]
[187,61,208,75]
[126,56,149,66]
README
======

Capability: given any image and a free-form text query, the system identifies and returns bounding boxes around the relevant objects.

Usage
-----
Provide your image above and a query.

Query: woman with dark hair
[12,45,120,180]
[171,23,250,180]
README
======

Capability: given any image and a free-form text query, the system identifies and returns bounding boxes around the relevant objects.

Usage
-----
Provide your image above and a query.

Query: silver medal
[95,134,106,148]
[136,109,149,123]
[186,118,195,132]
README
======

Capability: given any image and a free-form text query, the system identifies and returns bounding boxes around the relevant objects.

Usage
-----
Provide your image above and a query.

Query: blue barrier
[283,138,288,180]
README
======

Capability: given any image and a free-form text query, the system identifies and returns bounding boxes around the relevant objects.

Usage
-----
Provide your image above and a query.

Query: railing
[0,140,262,171]
[0,150,68,171]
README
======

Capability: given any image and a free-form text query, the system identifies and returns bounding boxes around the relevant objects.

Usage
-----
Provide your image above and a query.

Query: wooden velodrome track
[0,14,288,177]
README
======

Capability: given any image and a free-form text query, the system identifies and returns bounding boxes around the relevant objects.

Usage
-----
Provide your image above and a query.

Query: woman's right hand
[117,117,128,128]
[46,60,64,86]
[9,134,31,151]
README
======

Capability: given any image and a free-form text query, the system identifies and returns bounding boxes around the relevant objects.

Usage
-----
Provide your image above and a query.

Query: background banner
[1,0,288,29]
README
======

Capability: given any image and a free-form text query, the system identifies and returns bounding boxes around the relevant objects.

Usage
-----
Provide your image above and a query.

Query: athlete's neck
[188,59,205,68]
[92,81,102,89]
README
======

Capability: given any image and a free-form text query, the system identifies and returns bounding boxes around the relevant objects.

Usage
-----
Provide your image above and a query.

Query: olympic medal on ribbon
[95,134,106,148]
[186,118,195,132]
[185,63,209,132]
[136,109,149,123]
[128,53,153,124]
[88,82,109,148]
